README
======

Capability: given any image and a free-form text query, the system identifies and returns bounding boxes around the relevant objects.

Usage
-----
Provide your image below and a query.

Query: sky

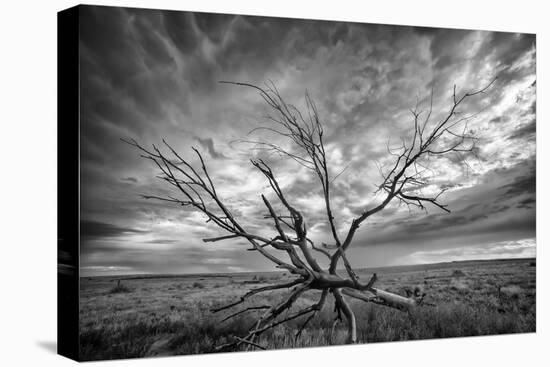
[79,5,536,276]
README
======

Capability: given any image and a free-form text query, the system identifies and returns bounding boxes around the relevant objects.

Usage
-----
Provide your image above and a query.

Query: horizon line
[79,256,536,278]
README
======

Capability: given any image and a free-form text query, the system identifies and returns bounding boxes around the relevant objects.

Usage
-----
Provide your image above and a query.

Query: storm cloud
[78,5,536,276]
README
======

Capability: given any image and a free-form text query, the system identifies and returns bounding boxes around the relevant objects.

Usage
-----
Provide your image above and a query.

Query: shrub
[110,280,131,294]
[500,285,522,297]
[452,269,465,277]
[192,282,205,289]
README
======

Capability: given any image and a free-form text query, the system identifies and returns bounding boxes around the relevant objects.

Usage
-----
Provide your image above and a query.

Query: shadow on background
[36,340,57,354]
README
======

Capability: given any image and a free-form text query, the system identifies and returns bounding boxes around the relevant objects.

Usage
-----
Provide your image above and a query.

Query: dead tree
[124,78,496,348]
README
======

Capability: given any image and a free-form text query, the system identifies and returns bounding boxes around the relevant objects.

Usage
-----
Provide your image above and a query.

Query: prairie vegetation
[79,258,535,361]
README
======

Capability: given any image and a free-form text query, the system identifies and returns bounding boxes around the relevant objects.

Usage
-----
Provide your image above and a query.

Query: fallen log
[341,287,418,311]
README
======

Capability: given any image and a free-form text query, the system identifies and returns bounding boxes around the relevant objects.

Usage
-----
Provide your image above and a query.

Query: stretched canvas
[58,4,536,362]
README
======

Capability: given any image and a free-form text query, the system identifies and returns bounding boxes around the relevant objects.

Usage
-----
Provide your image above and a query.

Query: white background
[0,0,548,365]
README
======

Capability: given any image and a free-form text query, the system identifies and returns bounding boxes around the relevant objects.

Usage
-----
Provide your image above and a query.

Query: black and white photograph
[68,4,538,361]
[4,1,550,366]
[6,0,550,366]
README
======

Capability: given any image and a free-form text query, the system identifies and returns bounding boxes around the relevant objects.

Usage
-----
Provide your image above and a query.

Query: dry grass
[79,258,536,361]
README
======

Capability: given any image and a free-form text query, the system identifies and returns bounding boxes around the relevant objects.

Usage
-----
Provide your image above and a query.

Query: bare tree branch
[125,77,496,347]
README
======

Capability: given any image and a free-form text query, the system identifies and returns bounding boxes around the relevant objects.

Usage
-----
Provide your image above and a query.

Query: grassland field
[79,258,536,361]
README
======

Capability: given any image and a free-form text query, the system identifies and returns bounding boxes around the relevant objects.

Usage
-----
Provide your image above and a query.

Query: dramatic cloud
[79,5,536,275]
[81,220,149,239]
[194,137,228,159]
